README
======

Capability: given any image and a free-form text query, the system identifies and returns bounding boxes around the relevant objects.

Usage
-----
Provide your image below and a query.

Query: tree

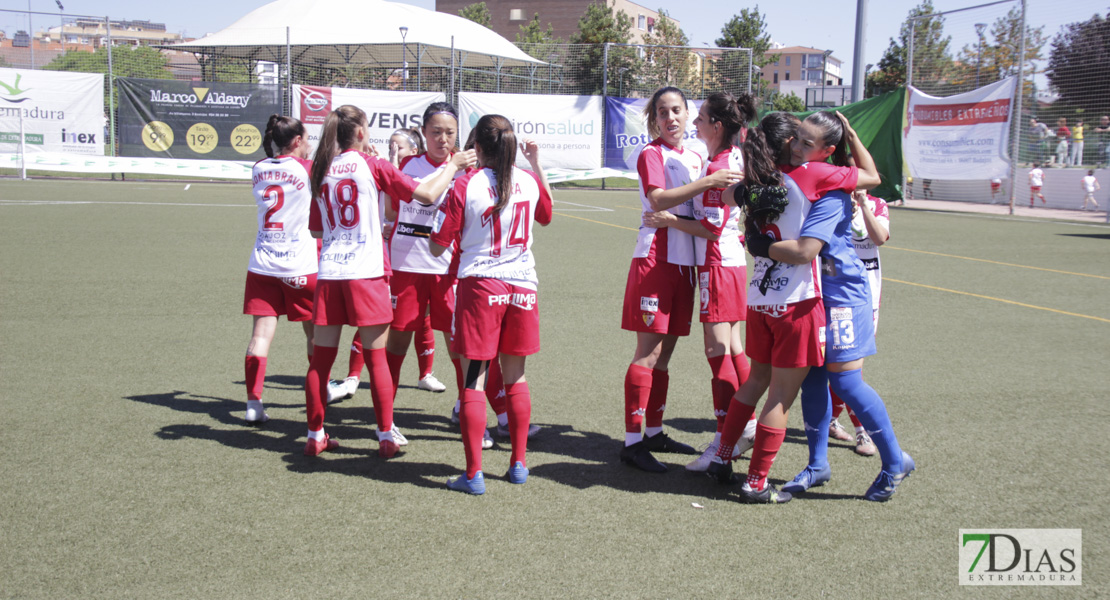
[1047,10,1109,114]
[458,2,491,28]
[771,91,805,112]
[953,6,1045,94]
[569,2,634,95]
[865,0,953,96]
[515,12,562,64]
[712,8,777,99]
[641,9,691,92]
[44,45,173,80]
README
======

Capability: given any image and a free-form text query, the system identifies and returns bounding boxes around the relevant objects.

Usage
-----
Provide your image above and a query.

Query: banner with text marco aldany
[0,67,104,155]
[292,85,444,157]
[903,77,1014,180]
[459,92,603,170]
[117,78,280,160]
[604,97,706,172]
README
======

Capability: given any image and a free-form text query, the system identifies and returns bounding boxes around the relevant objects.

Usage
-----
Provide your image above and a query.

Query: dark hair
[392,127,424,153]
[473,114,517,212]
[742,111,797,187]
[702,92,757,147]
[423,102,459,126]
[310,104,366,199]
[262,114,305,158]
[643,86,687,139]
[804,111,850,167]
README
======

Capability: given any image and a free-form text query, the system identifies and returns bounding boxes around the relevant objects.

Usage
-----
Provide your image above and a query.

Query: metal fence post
[286,26,292,115]
[450,36,456,106]
[106,16,116,157]
[602,43,609,190]
[1007,0,1026,216]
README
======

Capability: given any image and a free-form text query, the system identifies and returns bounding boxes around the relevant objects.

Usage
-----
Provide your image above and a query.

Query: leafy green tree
[713,8,777,99]
[771,91,805,112]
[569,2,634,95]
[953,6,1045,94]
[866,0,953,96]
[458,2,491,28]
[641,9,691,92]
[1046,9,1108,114]
[44,45,173,79]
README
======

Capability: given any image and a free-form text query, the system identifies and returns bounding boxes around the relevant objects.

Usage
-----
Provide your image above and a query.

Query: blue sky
[0,0,1100,83]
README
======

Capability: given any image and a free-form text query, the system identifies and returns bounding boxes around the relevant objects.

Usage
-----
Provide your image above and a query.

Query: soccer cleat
[863,452,915,502]
[417,373,447,393]
[482,428,494,450]
[245,401,269,426]
[642,431,698,455]
[686,441,741,472]
[381,427,408,447]
[304,434,339,457]
[506,461,529,484]
[446,470,486,495]
[706,457,738,485]
[495,423,542,439]
[739,481,792,504]
[449,404,460,426]
[378,439,400,459]
[855,432,877,457]
[735,434,755,456]
[782,463,832,494]
[327,377,358,404]
[619,441,667,473]
[829,419,853,442]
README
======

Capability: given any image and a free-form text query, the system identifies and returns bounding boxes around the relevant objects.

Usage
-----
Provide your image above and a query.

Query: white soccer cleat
[735,434,755,456]
[417,373,447,393]
[244,400,269,426]
[327,377,358,404]
[381,426,409,447]
[686,440,741,472]
[482,428,494,449]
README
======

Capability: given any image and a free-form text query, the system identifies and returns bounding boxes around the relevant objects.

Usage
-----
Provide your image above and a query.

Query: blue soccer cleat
[446,471,486,495]
[863,452,915,502]
[782,463,832,494]
[507,461,529,484]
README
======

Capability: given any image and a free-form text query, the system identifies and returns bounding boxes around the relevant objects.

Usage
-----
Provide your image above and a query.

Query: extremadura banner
[117,77,281,160]
[0,67,104,155]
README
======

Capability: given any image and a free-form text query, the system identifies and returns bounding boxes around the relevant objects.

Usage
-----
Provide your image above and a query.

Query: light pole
[28,0,34,69]
[399,26,408,91]
[821,49,833,107]
[618,67,628,98]
[974,22,987,88]
[55,0,63,52]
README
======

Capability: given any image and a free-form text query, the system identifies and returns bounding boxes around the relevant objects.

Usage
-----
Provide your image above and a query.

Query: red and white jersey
[248,155,318,277]
[781,161,859,201]
[311,150,418,280]
[389,153,459,274]
[633,139,703,266]
[1029,168,1044,187]
[850,195,889,312]
[695,146,745,267]
[1082,175,1098,193]
[430,166,553,291]
[747,174,821,306]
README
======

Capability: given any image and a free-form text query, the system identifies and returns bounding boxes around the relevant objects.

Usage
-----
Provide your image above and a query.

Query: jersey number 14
[481,202,530,258]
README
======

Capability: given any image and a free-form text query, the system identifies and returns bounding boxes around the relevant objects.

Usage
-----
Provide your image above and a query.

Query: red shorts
[991,182,1001,190]
[453,277,540,360]
[1031,186,1042,192]
[698,265,747,323]
[313,277,393,327]
[390,270,455,332]
[745,297,826,369]
[621,257,695,337]
[243,271,316,322]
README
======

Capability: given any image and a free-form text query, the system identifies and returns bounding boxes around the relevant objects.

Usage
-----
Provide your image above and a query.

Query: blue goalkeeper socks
[827,368,903,472]
[798,366,832,471]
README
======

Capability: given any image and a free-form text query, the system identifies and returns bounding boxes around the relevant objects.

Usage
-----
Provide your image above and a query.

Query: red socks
[367,348,395,433]
[305,346,339,431]
[385,349,405,394]
[707,355,738,432]
[644,368,669,429]
[731,353,751,388]
[505,382,531,465]
[451,357,464,396]
[746,423,786,490]
[624,364,652,433]
[716,398,757,460]
[831,389,863,428]
[245,355,266,401]
[485,359,507,415]
[459,388,487,477]
[415,316,435,378]
[347,333,365,379]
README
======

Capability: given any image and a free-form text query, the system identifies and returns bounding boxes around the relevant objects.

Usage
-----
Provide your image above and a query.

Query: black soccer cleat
[705,457,738,485]
[620,441,667,473]
[642,431,698,455]
[738,482,792,504]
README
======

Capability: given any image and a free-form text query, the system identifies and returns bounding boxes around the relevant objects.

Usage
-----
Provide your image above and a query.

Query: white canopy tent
[160,0,545,70]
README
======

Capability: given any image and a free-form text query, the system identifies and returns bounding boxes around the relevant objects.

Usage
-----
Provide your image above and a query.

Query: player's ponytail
[806,111,850,167]
[310,104,367,199]
[473,114,517,212]
[262,114,305,158]
[703,91,757,148]
[743,111,796,187]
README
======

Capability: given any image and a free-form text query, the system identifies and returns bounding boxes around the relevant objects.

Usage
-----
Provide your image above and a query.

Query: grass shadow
[1058,232,1110,240]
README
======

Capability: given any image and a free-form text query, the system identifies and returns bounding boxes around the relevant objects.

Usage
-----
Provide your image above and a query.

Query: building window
[785,56,791,66]
[647,17,655,33]
[773,59,779,66]
[785,72,790,80]
[638,14,646,30]
[773,71,779,84]
[509,8,524,20]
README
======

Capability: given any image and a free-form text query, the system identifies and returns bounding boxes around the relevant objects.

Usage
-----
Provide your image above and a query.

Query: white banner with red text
[291,85,444,157]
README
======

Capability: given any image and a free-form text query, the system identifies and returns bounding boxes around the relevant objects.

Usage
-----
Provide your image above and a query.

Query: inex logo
[300,87,332,125]
[0,73,31,103]
[959,529,1081,586]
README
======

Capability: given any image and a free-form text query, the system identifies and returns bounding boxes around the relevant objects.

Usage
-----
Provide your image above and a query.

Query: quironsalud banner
[903,77,1015,180]
[117,78,281,161]
[0,67,104,155]
[604,97,705,172]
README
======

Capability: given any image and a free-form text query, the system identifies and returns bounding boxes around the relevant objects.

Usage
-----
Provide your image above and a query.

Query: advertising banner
[0,67,104,155]
[117,77,281,161]
[903,77,1014,180]
[604,97,705,172]
[459,91,603,170]
[292,85,444,156]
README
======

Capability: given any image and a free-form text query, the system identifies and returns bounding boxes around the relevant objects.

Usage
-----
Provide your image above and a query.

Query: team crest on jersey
[706,189,722,205]
[640,297,659,312]
[642,313,655,327]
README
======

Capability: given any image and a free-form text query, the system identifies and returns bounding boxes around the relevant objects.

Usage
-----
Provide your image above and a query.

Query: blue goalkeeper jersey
[799,191,871,308]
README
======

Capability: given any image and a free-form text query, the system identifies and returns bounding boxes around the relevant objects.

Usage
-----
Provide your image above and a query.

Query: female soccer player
[430,114,552,495]
[242,115,316,426]
[750,111,913,502]
[304,104,474,458]
[640,92,759,471]
[620,87,743,473]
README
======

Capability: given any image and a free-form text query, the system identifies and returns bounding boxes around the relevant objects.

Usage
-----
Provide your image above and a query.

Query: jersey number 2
[481,202,529,258]
[262,185,284,230]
